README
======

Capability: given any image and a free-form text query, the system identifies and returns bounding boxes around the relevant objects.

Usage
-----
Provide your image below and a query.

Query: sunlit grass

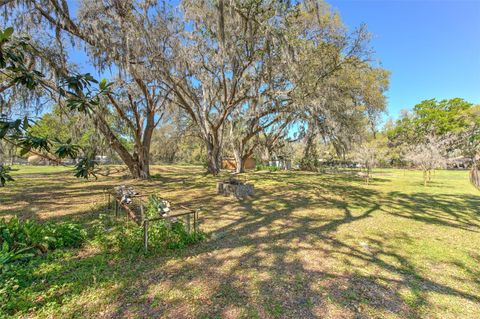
[1,165,479,318]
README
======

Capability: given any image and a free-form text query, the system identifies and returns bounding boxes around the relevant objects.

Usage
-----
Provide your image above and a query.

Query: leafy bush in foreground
[0,218,86,316]
[0,217,86,269]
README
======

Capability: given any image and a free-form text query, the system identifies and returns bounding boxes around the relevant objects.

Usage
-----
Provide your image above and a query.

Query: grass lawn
[1,165,479,318]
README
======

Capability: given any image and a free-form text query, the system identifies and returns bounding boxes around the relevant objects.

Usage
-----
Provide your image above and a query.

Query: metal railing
[104,188,199,252]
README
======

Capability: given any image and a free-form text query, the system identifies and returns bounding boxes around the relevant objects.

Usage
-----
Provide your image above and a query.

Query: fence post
[115,200,119,217]
[193,211,197,234]
[140,204,145,223]
[186,213,191,233]
[144,219,149,253]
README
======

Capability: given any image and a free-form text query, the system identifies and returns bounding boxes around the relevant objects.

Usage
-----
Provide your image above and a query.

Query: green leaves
[0,27,43,89]
[0,27,13,41]
[65,95,94,113]
[59,73,107,114]
[413,98,473,135]
[10,69,43,90]
[389,98,477,147]
[0,27,102,186]
[62,73,98,92]
[17,135,51,156]
[99,78,113,91]
[0,118,22,139]
[53,138,79,159]
[0,217,86,267]
[74,156,97,179]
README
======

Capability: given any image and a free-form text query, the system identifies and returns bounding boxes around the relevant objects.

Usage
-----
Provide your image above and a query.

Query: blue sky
[70,0,480,121]
[328,0,480,120]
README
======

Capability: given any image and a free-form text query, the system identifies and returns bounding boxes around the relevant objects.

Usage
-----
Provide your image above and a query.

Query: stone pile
[217,178,254,199]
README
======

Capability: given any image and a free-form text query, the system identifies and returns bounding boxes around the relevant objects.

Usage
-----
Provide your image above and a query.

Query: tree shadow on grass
[4,169,480,318]
[101,200,480,318]
[384,191,480,232]
[98,183,479,317]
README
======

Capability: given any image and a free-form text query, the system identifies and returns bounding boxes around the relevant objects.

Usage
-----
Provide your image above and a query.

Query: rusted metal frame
[143,209,199,252]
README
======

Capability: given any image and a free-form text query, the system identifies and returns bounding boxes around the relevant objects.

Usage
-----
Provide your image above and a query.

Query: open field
[1,166,479,318]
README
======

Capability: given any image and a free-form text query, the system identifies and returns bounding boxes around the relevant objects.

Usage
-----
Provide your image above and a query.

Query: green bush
[93,195,205,254]
[0,256,37,315]
[114,219,205,253]
[0,217,86,270]
[0,218,86,315]
[94,217,205,254]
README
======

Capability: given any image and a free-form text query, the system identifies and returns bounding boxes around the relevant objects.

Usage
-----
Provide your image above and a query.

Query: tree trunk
[94,115,152,179]
[201,123,223,175]
[301,132,318,171]
[206,146,221,175]
[125,153,149,179]
[8,145,15,165]
[233,147,245,173]
[470,160,480,190]
[205,138,221,175]
[137,116,155,179]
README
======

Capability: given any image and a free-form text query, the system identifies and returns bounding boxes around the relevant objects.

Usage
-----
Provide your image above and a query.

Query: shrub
[114,219,205,253]
[0,218,86,315]
[0,217,86,269]
[93,195,205,254]
[145,195,172,218]
[94,218,205,254]
[0,255,38,315]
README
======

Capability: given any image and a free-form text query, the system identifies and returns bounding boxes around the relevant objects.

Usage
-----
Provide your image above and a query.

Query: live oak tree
[160,0,387,174]
[299,63,389,170]
[222,0,388,173]
[5,0,281,175]
[259,119,294,162]
[165,0,290,174]
[4,0,389,177]
[227,104,294,173]
[4,0,174,178]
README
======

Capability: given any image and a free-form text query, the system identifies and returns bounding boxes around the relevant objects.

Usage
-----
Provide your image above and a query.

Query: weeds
[93,194,205,254]
[0,218,86,316]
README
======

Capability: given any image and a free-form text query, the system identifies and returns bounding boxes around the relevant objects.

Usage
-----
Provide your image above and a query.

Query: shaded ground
[1,166,479,318]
